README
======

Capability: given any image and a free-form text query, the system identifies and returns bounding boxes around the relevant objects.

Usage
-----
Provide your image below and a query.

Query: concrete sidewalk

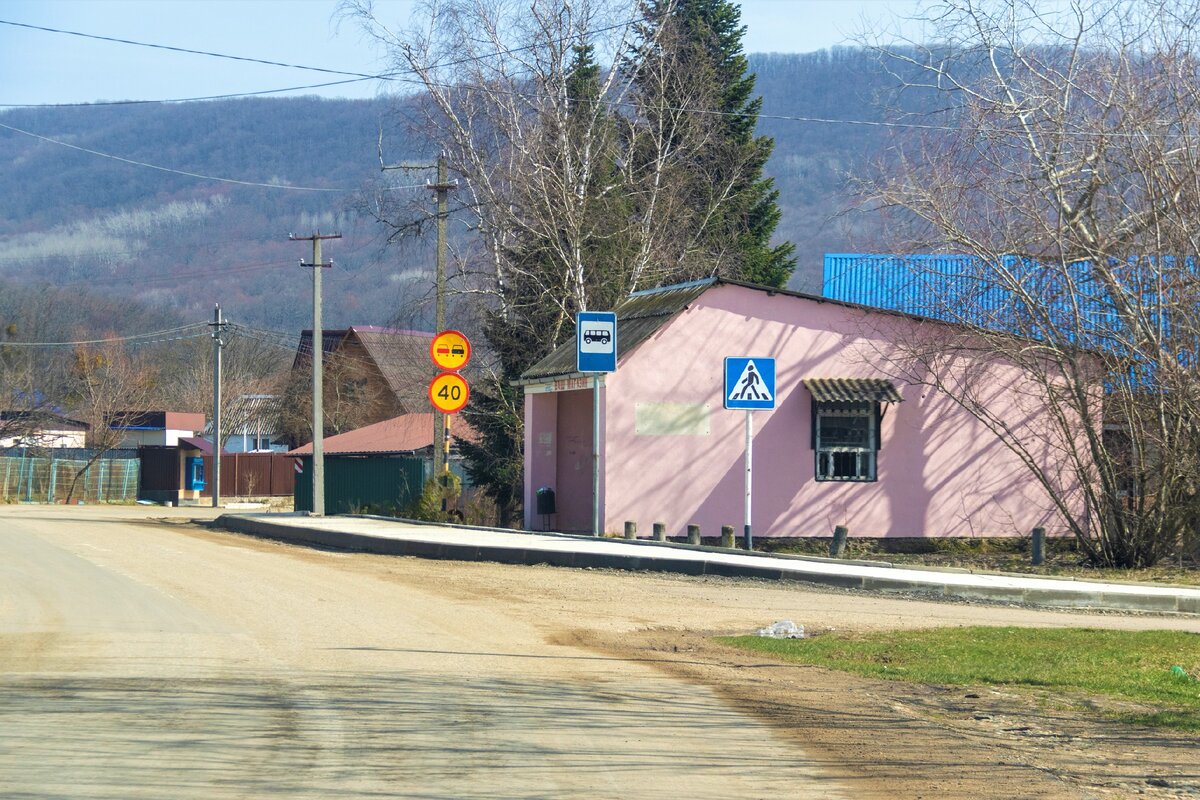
[214,512,1200,615]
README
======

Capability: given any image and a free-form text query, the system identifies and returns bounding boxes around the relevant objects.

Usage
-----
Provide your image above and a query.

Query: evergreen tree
[632,0,795,287]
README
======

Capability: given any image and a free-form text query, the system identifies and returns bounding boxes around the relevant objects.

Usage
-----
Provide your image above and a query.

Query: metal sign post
[744,409,753,550]
[577,311,617,537]
[724,357,776,550]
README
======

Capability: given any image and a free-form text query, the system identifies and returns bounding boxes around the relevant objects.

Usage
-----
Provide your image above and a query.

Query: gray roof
[519,279,716,382]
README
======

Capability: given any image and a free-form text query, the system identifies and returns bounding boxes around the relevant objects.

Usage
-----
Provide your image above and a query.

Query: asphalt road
[0,506,851,800]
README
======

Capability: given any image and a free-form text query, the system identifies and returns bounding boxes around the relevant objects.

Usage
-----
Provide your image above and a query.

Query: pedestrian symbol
[724,357,776,410]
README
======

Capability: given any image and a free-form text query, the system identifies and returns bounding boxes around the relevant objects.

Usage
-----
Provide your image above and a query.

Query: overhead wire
[0,121,347,192]
[1,323,212,348]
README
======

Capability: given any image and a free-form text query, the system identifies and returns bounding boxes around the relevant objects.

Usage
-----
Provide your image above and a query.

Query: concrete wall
[527,283,1085,539]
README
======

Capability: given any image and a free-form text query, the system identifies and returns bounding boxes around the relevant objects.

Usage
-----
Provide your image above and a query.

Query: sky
[0,0,926,107]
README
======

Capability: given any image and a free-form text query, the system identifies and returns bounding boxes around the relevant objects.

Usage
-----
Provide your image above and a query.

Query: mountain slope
[0,49,910,330]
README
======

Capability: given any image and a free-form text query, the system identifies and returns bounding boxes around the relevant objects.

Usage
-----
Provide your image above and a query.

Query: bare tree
[64,339,158,503]
[0,323,69,448]
[856,0,1200,566]
[149,334,289,449]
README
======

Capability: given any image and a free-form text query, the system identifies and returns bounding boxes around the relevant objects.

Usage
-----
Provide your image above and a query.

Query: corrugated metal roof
[803,378,903,403]
[520,279,716,382]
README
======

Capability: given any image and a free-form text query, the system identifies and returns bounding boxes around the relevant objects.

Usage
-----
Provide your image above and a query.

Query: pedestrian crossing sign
[724,357,776,410]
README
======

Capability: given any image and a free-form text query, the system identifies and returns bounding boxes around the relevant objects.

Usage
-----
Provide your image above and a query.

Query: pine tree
[633,0,795,287]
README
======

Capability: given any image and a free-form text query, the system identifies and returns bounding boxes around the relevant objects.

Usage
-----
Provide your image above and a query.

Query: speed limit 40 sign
[429,371,469,414]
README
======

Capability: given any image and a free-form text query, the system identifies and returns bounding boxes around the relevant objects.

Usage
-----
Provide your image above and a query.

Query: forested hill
[0,48,907,333]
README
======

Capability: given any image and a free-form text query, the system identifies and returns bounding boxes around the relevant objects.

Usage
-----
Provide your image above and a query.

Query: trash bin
[535,486,556,515]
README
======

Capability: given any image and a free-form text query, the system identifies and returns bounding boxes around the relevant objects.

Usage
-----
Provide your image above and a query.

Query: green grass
[719,626,1200,731]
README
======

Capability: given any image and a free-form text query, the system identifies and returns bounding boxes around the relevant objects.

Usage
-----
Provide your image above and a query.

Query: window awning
[803,378,903,403]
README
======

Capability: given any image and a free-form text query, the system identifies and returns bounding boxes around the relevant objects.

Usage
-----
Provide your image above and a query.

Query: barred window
[814,401,877,482]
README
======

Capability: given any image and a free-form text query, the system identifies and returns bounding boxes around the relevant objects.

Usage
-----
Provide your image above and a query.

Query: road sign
[724,357,776,410]
[430,329,471,371]
[429,371,470,414]
[577,311,617,373]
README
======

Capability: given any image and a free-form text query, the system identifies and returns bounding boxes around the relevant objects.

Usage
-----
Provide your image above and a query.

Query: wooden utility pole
[209,304,226,508]
[428,153,455,480]
[290,231,340,516]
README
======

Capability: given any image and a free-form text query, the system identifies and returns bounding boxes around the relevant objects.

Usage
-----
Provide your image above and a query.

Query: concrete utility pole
[428,153,455,480]
[290,231,340,516]
[209,305,227,508]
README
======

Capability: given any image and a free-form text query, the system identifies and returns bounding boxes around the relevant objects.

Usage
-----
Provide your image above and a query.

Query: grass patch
[720,626,1200,731]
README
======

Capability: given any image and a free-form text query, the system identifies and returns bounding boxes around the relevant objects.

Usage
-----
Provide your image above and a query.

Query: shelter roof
[519,279,716,382]
[178,436,213,453]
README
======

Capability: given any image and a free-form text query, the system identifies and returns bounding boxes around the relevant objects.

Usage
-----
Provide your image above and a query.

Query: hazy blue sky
[1,0,925,106]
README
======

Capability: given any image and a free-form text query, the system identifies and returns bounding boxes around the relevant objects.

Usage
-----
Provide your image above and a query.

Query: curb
[213,514,1200,616]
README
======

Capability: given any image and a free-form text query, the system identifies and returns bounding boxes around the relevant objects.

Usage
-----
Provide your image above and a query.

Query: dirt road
[3,505,1199,798]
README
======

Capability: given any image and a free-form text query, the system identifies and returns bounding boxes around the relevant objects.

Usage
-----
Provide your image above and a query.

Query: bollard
[1031,526,1045,566]
[830,525,849,558]
[687,524,701,545]
[720,525,735,548]
[653,522,666,541]
[624,521,637,540]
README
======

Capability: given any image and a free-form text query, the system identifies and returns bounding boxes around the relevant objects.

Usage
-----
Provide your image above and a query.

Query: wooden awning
[802,378,903,403]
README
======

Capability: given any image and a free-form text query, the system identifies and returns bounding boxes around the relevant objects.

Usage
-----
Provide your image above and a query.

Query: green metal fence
[0,453,141,503]
[294,455,428,515]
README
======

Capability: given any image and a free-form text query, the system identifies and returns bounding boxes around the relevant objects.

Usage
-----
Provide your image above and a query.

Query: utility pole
[209,304,227,508]
[290,231,340,516]
[428,153,455,481]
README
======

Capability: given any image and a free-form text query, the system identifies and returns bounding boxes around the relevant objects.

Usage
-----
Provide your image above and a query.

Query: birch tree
[858,0,1200,566]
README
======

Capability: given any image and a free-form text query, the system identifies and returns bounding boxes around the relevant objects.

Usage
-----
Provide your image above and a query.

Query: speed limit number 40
[429,372,469,414]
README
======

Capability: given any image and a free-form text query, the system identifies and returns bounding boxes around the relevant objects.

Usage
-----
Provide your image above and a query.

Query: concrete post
[624,520,637,540]
[830,525,849,558]
[653,522,666,541]
[687,524,701,545]
[1032,527,1046,566]
[720,525,735,548]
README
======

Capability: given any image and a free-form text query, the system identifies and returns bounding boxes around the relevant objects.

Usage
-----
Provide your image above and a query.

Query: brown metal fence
[200,452,295,497]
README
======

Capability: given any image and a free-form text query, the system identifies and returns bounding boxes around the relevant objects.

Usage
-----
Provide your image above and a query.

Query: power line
[0,77,379,108]
[2,323,211,348]
[0,121,347,191]
[0,19,376,79]
[0,12,661,107]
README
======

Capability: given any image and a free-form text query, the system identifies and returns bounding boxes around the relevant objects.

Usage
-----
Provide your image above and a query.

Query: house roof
[518,276,980,384]
[203,394,283,437]
[109,411,206,432]
[294,327,436,413]
[288,412,479,456]
[0,410,88,430]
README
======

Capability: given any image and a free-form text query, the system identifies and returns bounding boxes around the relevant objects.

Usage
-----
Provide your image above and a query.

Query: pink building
[520,279,1083,539]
